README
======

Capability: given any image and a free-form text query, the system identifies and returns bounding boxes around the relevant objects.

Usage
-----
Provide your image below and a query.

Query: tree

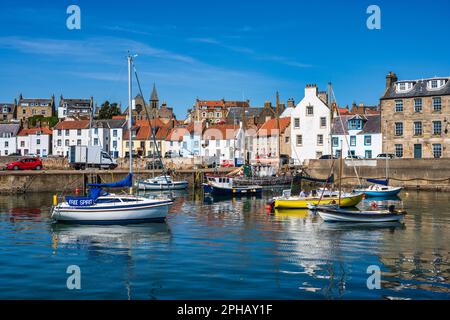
[98,101,121,119]
[28,115,59,128]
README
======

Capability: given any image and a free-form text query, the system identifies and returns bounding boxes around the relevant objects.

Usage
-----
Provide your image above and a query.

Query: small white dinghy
[136,175,188,191]
[312,205,407,223]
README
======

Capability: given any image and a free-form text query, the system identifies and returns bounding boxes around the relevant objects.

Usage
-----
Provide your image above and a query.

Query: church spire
[150,83,158,101]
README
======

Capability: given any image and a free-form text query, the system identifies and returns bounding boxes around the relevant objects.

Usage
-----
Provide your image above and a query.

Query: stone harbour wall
[306,158,450,191]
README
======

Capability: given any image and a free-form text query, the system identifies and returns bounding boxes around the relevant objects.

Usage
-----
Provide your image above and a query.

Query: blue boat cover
[366,178,389,186]
[65,188,103,207]
[87,173,133,188]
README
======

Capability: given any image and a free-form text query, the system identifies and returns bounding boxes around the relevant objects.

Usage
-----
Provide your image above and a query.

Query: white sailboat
[51,54,173,224]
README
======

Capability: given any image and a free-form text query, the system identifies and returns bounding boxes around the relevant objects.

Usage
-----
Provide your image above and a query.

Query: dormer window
[348,119,363,130]
[431,80,438,88]
[395,81,414,93]
[427,78,448,90]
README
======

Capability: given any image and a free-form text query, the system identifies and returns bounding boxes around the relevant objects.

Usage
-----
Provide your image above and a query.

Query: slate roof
[92,119,127,129]
[60,98,92,108]
[227,107,263,122]
[0,123,20,136]
[331,114,381,135]
[382,77,450,100]
[196,99,250,109]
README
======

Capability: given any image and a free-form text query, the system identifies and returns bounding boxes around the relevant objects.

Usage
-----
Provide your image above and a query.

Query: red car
[220,160,234,168]
[6,157,43,170]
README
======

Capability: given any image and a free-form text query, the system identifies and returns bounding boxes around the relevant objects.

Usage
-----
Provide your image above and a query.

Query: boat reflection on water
[318,221,405,231]
[50,223,171,251]
[273,208,311,220]
[203,193,262,204]
[362,195,402,202]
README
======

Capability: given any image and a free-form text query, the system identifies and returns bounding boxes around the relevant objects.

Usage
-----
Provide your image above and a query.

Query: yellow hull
[274,209,309,219]
[274,193,364,209]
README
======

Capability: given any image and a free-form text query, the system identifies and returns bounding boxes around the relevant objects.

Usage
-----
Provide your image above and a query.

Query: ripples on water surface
[0,190,448,299]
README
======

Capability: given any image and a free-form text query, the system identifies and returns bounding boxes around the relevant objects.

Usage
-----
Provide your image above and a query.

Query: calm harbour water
[0,189,448,300]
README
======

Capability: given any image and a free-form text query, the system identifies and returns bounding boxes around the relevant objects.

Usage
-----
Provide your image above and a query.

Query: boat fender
[371,202,378,209]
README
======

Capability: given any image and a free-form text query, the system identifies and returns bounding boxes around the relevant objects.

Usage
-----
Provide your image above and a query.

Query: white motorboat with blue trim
[136,175,188,190]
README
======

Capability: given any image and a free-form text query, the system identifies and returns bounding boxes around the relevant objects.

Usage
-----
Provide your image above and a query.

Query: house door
[414,144,422,159]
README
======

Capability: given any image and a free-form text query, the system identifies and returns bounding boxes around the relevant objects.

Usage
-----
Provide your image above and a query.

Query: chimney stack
[287,98,295,108]
[386,71,398,89]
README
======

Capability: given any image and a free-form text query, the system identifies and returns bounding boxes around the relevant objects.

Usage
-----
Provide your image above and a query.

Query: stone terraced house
[380,72,449,159]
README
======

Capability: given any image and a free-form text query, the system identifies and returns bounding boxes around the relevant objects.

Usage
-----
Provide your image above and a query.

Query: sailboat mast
[128,54,133,177]
[386,154,388,180]
[338,139,343,206]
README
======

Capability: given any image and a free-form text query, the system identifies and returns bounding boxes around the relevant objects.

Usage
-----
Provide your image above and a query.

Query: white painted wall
[291,86,331,163]
[331,132,382,159]
[18,134,51,156]
[0,137,17,156]
[201,138,236,161]
[52,129,90,157]
[108,128,123,158]
[164,140,183,157]
[58,106,67,119]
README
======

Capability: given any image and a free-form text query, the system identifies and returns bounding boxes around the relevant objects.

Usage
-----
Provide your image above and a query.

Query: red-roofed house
[52,120,90,156]
[201,124,242,161]
[188,98,250,124]
[122,119,173,158]
[253,117,291,160]
[18,127,52,157]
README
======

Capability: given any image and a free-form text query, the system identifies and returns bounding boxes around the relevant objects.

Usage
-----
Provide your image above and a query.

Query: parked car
[319,155,337,160]
[6,157,43,170]
[7,152,21,157]
[220,160,234,168]
[345,155,362,159]
[376,153,396,159]
[164,150,180,158]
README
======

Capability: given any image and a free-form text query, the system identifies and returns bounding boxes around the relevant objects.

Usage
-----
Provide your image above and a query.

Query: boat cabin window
[120,198,143,202]
[96,198,122,204]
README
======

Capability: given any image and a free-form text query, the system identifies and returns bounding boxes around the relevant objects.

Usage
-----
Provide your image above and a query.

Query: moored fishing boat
[314,205,406,223]
[203,175,262,196]
[136,175,188,190]
[272,189,363,209]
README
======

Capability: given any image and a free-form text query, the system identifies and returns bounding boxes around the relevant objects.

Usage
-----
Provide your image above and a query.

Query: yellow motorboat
[272,190,364,209]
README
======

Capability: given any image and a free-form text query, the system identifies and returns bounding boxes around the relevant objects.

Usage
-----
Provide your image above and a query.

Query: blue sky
[0,0,449,118]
